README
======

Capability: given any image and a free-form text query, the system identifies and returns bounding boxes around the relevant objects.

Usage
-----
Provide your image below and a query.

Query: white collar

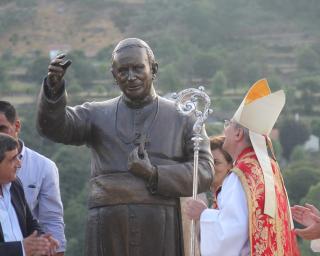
[18,139,26,159]
[0,183,12,197]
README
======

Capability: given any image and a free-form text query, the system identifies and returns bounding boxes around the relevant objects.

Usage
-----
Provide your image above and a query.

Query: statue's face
[112,46,154,101]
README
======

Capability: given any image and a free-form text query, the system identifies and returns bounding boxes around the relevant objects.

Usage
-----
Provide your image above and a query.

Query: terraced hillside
[0,0,125,56]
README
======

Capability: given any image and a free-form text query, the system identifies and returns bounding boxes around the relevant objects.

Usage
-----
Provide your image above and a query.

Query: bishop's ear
[235,126,244,142]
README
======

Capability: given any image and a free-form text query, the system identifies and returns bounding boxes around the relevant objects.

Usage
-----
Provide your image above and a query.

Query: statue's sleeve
[36,78,92,146]
[154,116,214,197]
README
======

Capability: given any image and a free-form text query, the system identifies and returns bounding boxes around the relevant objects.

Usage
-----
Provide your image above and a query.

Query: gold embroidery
[232,151,299,256]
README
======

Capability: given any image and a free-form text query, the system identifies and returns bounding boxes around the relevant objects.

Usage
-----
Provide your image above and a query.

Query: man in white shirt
[0,101,66,256]
[0,133,58,256]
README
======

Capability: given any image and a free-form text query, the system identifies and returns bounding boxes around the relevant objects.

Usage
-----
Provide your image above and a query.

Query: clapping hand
[23,231,50,256]
[42,233,59,255]
[291,203,320,240]
[23,231,60,256]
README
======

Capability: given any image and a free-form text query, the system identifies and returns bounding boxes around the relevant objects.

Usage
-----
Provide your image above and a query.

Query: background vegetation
[1,0,320,255]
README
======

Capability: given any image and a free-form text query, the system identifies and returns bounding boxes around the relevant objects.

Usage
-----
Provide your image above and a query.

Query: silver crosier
[173,86,213,256]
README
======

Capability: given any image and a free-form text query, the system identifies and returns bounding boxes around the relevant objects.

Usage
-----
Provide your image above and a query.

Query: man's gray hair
[234,122,252,146]
[0,134,18,162]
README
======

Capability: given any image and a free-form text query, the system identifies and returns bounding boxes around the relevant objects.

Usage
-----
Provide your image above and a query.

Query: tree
[296,78,320,114]
[268,76,282,91]
[159,64,183,92]
[290,145,309,163]
[63,187,87,256]
[51,146,90,205]
[297,47,320,72]
[224,58,247,90]
[283,162,320,205]
[151,36,183,63]
[311,119,320,138]
[0,62,9,92]
[192,52,223,80]
[279,118,310,159]
[211,70,227,96]
[68,50,99,88]
[301,182,320,210]
[26,56,51,82]
[95,45,114,61]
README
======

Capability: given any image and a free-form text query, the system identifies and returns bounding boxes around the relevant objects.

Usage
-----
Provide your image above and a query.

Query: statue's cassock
[37,85,213,256]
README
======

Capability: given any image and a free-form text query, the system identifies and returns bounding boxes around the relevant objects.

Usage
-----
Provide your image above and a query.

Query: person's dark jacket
[0,179,42,256]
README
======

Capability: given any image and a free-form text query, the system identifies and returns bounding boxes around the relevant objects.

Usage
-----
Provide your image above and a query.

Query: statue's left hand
[128,147,156,181]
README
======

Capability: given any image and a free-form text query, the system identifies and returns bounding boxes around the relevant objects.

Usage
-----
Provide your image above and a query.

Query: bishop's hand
[128,146,156,181]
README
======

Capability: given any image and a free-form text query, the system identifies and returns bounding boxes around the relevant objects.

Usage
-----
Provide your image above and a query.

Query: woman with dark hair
[208,135,233,208]
[181,135,232,255]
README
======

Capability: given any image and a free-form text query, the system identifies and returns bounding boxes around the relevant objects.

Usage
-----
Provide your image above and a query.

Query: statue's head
[111,38,158,101]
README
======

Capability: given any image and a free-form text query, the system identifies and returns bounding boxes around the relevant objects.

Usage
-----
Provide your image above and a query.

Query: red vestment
[233,147,300,256]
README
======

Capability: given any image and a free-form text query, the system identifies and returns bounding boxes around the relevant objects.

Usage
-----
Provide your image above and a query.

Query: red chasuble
[233,147,300,256]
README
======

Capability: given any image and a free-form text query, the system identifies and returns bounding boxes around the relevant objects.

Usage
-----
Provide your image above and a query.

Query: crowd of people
[0,38,319,256]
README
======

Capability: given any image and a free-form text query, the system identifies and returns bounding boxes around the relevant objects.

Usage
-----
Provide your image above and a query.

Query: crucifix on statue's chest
[133,133,150,159]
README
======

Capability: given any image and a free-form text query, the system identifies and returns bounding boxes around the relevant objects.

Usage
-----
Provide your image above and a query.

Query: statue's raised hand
[47,53,72,94]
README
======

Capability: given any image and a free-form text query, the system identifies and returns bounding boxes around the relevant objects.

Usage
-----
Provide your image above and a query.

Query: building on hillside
[304,134,319,152]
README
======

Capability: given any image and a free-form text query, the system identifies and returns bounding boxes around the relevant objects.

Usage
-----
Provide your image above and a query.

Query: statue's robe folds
[37,81,213,256]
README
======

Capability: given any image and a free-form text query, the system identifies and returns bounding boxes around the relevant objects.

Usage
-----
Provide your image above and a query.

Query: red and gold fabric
[233,147,300,256]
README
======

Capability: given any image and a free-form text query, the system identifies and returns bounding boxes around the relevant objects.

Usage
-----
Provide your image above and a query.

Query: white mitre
[233,78,285,218]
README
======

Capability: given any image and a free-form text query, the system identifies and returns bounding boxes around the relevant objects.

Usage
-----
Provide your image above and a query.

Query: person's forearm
[37,80,68,142]
[156,160,212,197]
[38,163,66,253]
[37,81,91,145]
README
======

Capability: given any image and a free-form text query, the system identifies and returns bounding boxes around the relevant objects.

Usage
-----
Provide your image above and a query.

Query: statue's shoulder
[157,95,176,110]
[83,96,120,109]
[157,96,191,119]
[79,96,120,114]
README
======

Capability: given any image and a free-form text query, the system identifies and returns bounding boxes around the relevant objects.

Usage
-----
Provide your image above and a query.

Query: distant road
[1,94,35,105]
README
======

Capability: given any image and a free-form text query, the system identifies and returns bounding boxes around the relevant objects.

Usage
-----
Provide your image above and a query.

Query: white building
[304,134,319,152]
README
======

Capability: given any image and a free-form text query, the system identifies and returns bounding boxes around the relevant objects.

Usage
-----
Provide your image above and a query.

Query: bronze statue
[36,38,213,256]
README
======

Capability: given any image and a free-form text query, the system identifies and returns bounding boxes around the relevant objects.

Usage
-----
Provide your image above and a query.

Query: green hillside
[1,1,320,255]
[1,0,320,111]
